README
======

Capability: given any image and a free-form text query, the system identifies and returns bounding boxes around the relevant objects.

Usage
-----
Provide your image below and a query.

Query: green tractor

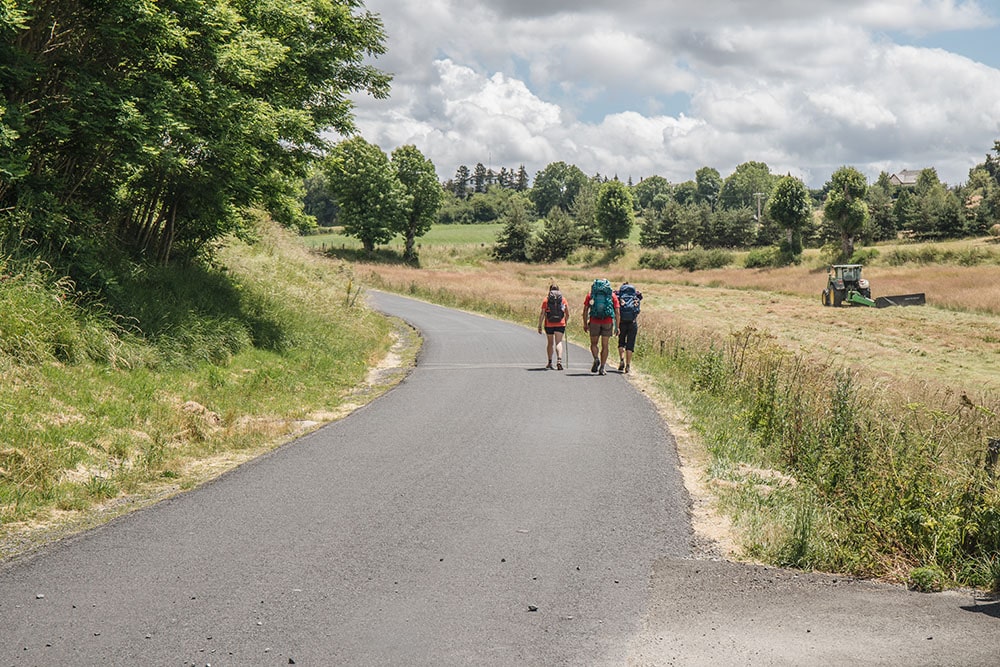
[822,264,925,308]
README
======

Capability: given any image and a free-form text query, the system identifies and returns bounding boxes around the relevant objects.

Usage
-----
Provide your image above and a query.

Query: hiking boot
[591,358,600,373]
[625,364,630,374]
[556,360,563,370]
[618,359,625,371]
[598,366,607,376]
[546,360,553,370]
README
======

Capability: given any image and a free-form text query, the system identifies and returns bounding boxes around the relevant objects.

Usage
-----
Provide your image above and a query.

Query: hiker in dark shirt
[615,282,642,373]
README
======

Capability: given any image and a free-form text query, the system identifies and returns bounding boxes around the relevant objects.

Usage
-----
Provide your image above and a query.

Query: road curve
[0,290,691,665]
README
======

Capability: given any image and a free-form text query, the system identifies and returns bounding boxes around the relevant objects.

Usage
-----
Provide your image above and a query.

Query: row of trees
[324,138,441,260]
[1,0,390,284]
[468,148,1000,265]
[315,140,1000,265]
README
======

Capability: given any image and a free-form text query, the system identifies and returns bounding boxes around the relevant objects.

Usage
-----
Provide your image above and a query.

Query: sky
[345,0,1000,189]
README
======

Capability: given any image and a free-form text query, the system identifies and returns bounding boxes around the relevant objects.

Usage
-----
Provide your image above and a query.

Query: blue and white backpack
[618,283,641,321]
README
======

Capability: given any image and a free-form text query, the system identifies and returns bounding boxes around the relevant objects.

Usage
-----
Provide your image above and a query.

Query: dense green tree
[719,161,776,212]
[1,0,391,273]
[695,166,723,210]
[673,180,697,206]
[532,208,579,262]
[865,172,896,242]
[473,162,488,193]
[823,166,869,261]
[767,175,811,262]
[452,165,471,198]
[892,188,918,236]
[492,198,533,262]
[530,161,588,217]
[391,145,442,262]
[962,166,999,235]
[324,136,404,253]
[713,206,757,248]
[514,164,530,191]
[302,168,338,227]
[436,192,468,224]
[569,177,602,246]
[631,175,671,210]
[595,180,634,246]
[676,202,706,249]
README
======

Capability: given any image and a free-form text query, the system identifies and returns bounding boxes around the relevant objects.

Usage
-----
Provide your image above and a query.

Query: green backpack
[589,279,614,319]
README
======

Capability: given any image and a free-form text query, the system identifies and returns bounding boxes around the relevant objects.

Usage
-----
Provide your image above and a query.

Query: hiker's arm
[582,301,589,330]
[614,304,621,335]
[537,307,545,333]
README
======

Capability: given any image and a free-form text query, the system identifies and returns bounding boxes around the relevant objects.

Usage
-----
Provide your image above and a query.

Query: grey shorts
[588,321,614,337]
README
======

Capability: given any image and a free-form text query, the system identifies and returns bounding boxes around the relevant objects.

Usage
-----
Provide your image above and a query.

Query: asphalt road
[1,291,996,666]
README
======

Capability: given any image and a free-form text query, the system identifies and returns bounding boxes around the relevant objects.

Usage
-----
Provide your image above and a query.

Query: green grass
[0,218,395,551]
[302,223,503,251]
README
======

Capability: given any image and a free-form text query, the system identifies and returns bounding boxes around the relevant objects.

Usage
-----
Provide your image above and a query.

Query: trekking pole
[564,328,569,370]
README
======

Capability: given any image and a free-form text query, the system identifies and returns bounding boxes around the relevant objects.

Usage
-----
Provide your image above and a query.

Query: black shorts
[618,320,638,351]
[544,325,566,334]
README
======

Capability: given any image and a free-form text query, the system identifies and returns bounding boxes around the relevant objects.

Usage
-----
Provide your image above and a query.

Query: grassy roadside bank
[350,242,1000,593]
[0,220,413,560]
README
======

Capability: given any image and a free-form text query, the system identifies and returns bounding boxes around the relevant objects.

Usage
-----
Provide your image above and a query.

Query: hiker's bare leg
[599,335,610,368]
[546,333,555,360]
[554,331,564,360]
[590,334,600,360]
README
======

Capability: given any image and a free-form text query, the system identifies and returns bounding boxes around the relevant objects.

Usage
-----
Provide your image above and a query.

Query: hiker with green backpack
[582,278,620,376]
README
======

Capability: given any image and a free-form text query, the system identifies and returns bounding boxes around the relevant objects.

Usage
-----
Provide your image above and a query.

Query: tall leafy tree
[632,175,671,210]
[569,177,602,246]
[719,161,776,211]
[1,0,392,271]
[324,136,404,253]
[695,166,723,210]
[823,166,869,261]
[595,179,634,246]
[530,161,587,217]
[391,145,442,262]
[768,175,811,263]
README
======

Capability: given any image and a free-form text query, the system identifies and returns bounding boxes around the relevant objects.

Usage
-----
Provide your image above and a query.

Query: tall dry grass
[356,249,1000,589]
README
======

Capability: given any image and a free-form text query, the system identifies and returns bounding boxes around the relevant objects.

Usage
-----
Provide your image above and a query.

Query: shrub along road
[0,292,996,664]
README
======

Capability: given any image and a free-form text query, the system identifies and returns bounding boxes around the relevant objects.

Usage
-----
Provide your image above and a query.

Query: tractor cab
[829,264,864,289]
[823,264,872,307]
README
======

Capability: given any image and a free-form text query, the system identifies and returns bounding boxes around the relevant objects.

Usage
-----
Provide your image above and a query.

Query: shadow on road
[960,600,1000,619]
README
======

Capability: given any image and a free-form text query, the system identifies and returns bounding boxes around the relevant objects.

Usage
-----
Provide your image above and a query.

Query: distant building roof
[889,169,922,186]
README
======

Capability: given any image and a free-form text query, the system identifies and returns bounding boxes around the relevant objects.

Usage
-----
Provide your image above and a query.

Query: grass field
[0,221,411,559]
[302,223,503,251]
[335,226,1000,590]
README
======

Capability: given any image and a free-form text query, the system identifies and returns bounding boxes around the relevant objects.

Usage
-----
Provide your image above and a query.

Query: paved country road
[1,292,997,666]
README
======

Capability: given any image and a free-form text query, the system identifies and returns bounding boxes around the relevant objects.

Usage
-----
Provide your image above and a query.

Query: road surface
[0,291,996,665]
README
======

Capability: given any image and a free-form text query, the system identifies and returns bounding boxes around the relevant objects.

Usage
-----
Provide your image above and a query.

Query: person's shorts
[544,325,566,334]
[588,321,614,337]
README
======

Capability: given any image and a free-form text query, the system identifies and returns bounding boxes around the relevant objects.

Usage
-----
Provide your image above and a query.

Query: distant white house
[888,169,922,186]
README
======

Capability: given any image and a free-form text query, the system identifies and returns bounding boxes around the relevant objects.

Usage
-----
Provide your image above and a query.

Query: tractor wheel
[833,289,844,307]
[822,290,831,306]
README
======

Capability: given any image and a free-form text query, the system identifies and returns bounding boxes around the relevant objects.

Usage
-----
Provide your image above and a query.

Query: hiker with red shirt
[538,283,569,370]
[582,278,620,376]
